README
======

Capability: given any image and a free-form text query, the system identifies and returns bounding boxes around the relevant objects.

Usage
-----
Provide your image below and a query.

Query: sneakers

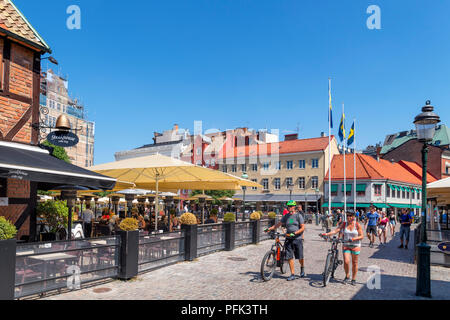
[351,280,356,286]
[398,244,404,249]
[343,277,350,284]
[405,245,408,250]
[286,275,296,281]
[300,269,306,278]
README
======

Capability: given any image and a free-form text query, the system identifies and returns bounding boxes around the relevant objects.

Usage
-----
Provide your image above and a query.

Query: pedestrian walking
[322,211,363,285]
[398,209,413,249]
[364,206,380,248]
[378,211,389,245]
[388,210,396,237]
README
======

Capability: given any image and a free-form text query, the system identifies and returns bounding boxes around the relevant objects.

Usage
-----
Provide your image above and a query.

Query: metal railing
[197,223,226,256]
[15,236,120,299]
[235,221,253,247]
[138,231,185,273]
[260,219,272,241]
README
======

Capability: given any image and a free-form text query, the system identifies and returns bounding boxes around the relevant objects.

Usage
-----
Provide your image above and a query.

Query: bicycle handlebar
[319,233,344,243]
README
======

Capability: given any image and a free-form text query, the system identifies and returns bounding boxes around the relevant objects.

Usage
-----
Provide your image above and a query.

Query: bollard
[117,230,139,280]
[224,221,235,251]
[0,239,16,300]
[252,220,261,244]
[182,224,198,261]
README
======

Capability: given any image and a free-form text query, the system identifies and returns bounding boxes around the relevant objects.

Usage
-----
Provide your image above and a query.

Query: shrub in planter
[119,218,139,231]
[36,200,69,233]
[0,217,17,240]
[179,212,197,225]
[250,211,261,220]
[210,208,218,216]
[223,212,236,222]
[268,212,277,219]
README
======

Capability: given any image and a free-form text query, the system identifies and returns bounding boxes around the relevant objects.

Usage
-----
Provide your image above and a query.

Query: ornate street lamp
[241,172,248,221]
[414,100,440,298]
[314,188,320,225]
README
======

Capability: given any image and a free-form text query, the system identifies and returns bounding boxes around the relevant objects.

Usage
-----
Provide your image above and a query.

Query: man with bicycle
[266,200,306,281]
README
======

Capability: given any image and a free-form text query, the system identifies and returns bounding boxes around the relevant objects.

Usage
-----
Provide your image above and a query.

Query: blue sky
[15,0,450,164]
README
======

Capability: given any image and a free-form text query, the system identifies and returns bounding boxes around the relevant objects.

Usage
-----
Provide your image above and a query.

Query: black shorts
[366,225,377,235]
[285,237,304,260]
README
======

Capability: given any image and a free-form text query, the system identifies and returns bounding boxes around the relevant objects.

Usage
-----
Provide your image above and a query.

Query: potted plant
[223,212,236,222]
[0,217,17,300]
[36,200,69,241]
[117,218,139,280]
[180,213,198,261]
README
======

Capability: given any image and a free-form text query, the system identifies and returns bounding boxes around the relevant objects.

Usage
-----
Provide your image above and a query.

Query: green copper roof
[381,124,450,154]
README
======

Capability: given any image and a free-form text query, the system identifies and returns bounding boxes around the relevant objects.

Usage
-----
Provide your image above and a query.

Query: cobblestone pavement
[43,224,450,300]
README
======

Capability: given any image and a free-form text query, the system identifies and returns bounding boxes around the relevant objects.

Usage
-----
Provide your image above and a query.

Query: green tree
[41,140,71,164]
[190,190,235,205]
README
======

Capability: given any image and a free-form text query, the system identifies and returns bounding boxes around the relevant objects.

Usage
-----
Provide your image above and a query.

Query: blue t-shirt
[366,212,380,226]
[399,213,412,226]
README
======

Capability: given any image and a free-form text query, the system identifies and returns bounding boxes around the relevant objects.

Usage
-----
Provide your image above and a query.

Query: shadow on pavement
[241,270,288,283]
[367,231,415,264]
[351,274,450,300]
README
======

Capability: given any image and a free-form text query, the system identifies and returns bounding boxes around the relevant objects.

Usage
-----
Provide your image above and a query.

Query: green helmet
[287,200,297,207]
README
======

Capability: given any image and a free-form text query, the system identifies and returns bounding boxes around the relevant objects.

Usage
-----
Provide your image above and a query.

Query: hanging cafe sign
[47,130,79,148]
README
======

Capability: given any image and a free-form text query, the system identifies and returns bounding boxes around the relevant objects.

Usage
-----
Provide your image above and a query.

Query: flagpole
[328,79,332,218]
[343,103,347,222]
[354,119,357,213]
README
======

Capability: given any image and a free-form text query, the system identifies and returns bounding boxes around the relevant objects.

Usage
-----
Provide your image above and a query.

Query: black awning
[0,143,116,191]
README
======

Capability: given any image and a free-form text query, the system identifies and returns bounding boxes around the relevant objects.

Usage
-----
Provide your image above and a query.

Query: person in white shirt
[82,203,94,238]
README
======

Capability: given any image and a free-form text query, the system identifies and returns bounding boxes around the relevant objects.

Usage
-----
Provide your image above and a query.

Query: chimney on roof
[285,133,298,141]
[321,132,325,137]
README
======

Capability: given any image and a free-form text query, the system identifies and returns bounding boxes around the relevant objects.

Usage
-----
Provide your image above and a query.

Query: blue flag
[347,121,355,146]
[338,114,345,142]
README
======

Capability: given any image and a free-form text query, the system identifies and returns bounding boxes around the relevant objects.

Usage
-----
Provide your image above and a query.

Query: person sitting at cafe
[82,203,95,238]
[205,213,217,224]
[170,213,180,231]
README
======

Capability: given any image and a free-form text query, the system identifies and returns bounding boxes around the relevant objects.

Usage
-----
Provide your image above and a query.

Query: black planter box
[252,220,261,244]
[181,224,197,261]
[0,239,16,300]
[224,222,235,251]
[40,233,56,242]
[117,230,139,280]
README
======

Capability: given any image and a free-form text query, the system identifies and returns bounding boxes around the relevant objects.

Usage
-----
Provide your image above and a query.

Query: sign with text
[47,131,79,148]
[0,197,8,206]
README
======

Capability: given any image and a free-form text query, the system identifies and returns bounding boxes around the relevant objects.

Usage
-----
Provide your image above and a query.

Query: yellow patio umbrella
[88,154,261,230]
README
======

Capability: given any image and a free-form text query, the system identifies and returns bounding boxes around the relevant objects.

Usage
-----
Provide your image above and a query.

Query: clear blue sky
[15,0,450,164]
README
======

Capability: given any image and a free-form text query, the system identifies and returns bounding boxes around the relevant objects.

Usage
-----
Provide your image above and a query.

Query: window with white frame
[241,164,247,172]
[262,179,269,190]
[298,160,306,169]
[312,159,319,168]
[231,165,237,172]
[276,161,281,170]
[222,165,228,173]
[251,164,258,171]
[287,161,293,170]
[252,179,257,190]
[312,176,319,189]
[274,178,281,190]
[263,162,269,171]
[298,177,305,189]
[286,177,293,189]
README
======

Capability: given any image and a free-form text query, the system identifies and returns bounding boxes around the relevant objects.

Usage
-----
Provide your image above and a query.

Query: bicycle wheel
[279,251,287,274]
[323,253,334,287]
[260,250,277,281]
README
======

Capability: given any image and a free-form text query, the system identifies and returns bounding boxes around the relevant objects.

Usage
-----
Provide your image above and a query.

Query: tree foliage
[41,140,71,164]
[36,200,69,233]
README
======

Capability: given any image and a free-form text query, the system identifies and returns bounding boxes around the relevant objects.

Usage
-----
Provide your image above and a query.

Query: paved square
[42,224,450,300]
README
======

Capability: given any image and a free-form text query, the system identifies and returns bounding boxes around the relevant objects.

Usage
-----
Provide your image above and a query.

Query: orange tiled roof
[218,136,334,159]
[325,153,437,185]
[0,0,50,51]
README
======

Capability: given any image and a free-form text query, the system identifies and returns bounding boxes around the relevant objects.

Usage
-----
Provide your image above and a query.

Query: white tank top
[342,221,361,248]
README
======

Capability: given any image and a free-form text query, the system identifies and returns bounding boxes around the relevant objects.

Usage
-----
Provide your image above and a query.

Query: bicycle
[319,234,344,287]
[260,231,288,281]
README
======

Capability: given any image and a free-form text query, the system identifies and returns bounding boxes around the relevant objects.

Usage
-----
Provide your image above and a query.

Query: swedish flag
[338,114,345,142]
[347,121,355,146]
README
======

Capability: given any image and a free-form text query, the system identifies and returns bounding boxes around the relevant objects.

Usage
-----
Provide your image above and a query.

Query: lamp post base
[416,242,432,298]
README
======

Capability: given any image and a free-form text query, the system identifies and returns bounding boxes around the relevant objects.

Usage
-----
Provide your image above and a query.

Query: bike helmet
[286,200,297,207]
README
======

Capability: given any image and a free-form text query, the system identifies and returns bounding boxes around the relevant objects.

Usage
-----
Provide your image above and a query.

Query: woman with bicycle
[321,211,364,286]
